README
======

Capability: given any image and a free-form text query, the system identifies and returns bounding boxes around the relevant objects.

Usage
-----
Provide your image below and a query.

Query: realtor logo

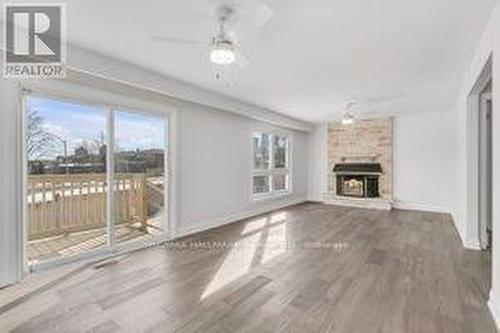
[4,4,66,78]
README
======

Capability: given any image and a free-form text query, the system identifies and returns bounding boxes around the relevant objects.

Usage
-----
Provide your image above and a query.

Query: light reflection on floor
[261,222,288,264]
[200,231,263,299]
[241,217,268,235]
[201,211,289,300]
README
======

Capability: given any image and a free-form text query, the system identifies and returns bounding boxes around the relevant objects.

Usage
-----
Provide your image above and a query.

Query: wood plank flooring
[0,203,496,332]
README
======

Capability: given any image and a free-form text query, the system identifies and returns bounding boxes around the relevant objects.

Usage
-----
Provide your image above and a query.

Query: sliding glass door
[25,96,109,264]
[24,95,169,266]
[113,110,167,245]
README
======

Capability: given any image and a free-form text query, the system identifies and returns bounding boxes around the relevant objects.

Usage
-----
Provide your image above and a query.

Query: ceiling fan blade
[235,50,250,67]
[151,36,207,47]
[226,1,275,35]
[254,3,275,27]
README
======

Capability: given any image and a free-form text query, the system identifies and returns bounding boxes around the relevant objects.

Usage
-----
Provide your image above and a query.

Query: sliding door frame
[106,108,115,249]
[20,81,177,272]
[111,107,172,253]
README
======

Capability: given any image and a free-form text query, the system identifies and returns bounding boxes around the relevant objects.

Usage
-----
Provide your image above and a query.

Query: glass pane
[114,110,167,245]
[25,96,107,264]
[253,132,270,170]
[273,174,288,191]
[253,175,270,194]
[273,135,288,169]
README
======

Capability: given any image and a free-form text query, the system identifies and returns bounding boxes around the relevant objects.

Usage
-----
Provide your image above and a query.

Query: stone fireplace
[326,117,393,209]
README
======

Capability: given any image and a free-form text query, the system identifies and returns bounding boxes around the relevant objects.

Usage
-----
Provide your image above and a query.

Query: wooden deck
[26,173,164,263]
[27,173,151,240]
[27,222,159,264]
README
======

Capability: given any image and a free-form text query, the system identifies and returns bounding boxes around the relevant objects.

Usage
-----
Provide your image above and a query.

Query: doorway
[467,55,493,252]
[479,81,493,250]
[23,93,171,268]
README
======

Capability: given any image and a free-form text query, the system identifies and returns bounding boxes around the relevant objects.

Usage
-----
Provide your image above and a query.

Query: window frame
[251,127,292,200]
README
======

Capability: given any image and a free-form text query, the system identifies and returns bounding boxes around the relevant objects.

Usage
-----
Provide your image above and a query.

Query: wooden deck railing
[27,173,150,240]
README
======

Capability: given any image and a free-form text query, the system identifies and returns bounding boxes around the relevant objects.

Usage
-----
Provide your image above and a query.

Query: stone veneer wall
[327,117,393,200]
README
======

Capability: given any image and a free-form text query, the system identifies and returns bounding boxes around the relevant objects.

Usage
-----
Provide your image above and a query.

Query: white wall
[307,113,459,215]
[66,45,313,133]
[175,101,309,236]
[454,1,500,326]
[393,112,458,214]
[0,48,311,287]
[307,124,328,202]
[0,78,24,286]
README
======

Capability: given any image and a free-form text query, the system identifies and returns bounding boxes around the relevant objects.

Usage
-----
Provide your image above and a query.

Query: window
[252,131,291,198]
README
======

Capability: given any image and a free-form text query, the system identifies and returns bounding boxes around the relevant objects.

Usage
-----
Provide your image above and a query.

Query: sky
[27,96,166,160]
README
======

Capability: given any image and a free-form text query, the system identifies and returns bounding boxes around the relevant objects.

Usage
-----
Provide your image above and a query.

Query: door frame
[479,91,493,249]
[466,54,492,249]
[20,79,177,272]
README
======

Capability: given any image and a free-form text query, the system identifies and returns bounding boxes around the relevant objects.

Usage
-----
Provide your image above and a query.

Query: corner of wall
[307,123,328,202]
[449,210,477,250]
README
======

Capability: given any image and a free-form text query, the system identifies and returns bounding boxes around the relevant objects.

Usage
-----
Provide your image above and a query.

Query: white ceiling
[9,0,497,122]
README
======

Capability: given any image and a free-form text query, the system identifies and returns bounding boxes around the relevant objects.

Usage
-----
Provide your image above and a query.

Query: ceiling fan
[342,100,356,125]
[151,3,274,67]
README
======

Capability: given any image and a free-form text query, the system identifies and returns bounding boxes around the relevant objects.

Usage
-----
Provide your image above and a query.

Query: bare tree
[94,131,106,148]
[26,109,59,160]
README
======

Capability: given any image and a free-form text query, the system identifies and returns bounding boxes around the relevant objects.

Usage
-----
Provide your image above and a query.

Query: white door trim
[479,91,493,249]
[466,54,492,250]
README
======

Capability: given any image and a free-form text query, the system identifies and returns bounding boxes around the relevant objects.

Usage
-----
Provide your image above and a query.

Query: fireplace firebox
[333,163,382,198]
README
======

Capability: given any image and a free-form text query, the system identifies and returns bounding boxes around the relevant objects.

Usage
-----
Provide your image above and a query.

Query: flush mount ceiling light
[210,40,236,65]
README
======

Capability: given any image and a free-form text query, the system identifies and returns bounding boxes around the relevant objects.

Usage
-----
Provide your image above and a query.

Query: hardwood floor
[0,203,496,332]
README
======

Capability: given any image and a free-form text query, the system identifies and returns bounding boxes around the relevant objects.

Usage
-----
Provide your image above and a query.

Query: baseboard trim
[392,202,478,250]
[392,201,451,214]
[172,196,308,239]
[307,194,324,202]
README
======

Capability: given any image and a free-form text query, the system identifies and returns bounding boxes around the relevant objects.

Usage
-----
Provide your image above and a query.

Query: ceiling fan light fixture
[342,112,355,125]
[210,41,235,65]
[341,100,357,125]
